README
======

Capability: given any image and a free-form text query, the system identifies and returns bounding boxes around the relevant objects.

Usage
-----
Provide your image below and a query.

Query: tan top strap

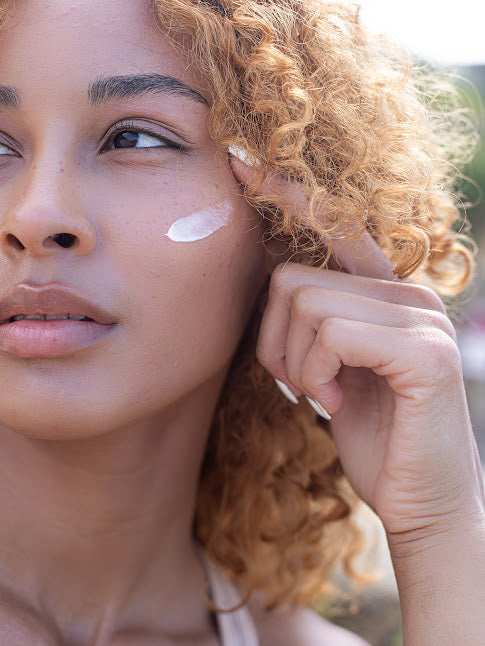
[202,554,260,646]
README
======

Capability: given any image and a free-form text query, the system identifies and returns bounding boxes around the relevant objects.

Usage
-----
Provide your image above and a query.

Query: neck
[0,373,225,643]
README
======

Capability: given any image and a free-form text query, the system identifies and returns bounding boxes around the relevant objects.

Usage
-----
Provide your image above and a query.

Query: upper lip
[0,284,117,325]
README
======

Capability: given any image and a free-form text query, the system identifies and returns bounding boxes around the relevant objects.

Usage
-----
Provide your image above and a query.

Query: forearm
[388,513,485,645]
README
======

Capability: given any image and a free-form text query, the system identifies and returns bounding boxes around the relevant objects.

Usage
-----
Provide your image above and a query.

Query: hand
[229,153,485,538]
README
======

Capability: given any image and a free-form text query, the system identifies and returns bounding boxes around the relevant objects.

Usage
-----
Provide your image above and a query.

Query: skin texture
[0,0,269,643]
[229,158,485,645]
[0,1,483,645]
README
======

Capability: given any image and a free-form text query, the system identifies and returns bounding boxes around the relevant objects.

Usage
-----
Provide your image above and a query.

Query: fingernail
[306,397,332,421]
[274,378,299,405]
[228,145,261,168]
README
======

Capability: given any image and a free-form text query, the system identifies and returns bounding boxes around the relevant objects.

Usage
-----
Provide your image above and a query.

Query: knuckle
[313,318,340,354]
[432,311,458,342]
[410,327,462,375]
[300,367,314,394]
[269,262,298,297]
[255,339,276,372]
[436,336,462,372]
[315,321,330,350]
[291,285,313,319]
[410,284,447,315]
[319,316,341,340]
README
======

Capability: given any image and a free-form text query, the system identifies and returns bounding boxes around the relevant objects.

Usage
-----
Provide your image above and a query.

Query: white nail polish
[227,145,261,167]
[274,379,299,405]
[306,397,332,421]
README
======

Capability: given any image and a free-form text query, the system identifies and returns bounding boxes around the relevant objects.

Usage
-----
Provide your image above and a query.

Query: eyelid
[101,119,188,152]
[0,133,21,156]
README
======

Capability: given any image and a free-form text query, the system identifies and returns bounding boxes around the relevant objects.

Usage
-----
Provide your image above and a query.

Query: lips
[0,284,117,326]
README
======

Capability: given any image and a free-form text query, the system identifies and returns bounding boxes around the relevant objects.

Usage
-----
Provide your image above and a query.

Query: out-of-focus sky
[340,0,485,66]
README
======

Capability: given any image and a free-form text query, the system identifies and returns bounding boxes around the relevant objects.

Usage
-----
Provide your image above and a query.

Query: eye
[101,124,184,153]
[0,142,18,156]
[108,130,166,150]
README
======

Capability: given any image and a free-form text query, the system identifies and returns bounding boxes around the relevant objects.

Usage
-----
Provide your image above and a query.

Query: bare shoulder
[253,605,371,646]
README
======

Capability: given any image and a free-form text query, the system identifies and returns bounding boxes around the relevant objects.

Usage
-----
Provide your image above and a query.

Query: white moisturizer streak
[165,201,232,243]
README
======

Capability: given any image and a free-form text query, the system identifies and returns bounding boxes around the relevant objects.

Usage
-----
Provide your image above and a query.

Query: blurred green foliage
[321,66,485,646]
[458,67,485,237]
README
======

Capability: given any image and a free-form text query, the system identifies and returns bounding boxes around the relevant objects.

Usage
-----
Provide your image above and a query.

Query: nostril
[6,234,24,251]
[48,233,77,248]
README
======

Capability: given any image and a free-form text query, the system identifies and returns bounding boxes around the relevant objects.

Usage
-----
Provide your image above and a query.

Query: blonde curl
[151,0,480,609]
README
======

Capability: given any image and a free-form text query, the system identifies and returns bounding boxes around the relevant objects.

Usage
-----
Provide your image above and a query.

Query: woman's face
[0,0,267,439]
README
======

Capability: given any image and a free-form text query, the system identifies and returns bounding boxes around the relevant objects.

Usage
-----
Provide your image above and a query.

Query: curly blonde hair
[149,0,479,609]
[1,0,479,610]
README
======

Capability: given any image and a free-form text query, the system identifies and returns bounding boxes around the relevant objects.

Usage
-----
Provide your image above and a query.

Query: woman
[0,0,483,644]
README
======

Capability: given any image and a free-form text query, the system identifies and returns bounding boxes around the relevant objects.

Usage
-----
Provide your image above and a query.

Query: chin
[0,413,108,441]
[0,394,123,441]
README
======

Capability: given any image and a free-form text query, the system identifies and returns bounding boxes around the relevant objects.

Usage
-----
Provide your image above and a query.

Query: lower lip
[0,319,118,358]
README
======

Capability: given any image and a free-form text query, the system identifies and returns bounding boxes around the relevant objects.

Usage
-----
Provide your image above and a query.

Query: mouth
[0,316,118,359]
[0,283,116,326]
[0,283,118,358]
[5,313,95,323]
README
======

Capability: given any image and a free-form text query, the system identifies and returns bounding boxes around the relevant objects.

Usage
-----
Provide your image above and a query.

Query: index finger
[331,232,413,282]
[229,153,413,283]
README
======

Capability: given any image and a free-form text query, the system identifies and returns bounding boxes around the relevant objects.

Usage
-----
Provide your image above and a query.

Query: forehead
[3,0,158,46]
[0,0,205,98]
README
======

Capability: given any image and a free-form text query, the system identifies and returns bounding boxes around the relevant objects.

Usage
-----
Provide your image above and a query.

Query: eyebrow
[0,85,20,109]
[88,73,209,107]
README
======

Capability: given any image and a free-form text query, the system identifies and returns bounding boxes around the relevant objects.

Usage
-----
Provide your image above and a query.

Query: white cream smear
[165,200,232,243]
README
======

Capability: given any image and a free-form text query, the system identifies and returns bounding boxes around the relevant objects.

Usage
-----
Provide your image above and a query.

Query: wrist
[383,480,485,551]
[386,512,485,646]
[386,508,485,566]
[385,505,485,600]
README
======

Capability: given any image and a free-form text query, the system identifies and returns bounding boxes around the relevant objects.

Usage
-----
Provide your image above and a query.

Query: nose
[0,158,98,261]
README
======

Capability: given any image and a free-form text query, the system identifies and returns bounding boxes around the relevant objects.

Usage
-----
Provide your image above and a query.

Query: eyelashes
[101,122,187,153]
[0,121,188,161]
[0,142,16,156]
[0,132,21,157]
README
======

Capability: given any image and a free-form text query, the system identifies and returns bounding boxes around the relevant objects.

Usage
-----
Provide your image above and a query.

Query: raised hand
[229,151,484,539]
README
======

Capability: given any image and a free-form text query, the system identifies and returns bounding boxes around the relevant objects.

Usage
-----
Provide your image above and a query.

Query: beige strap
[202,554,260,646]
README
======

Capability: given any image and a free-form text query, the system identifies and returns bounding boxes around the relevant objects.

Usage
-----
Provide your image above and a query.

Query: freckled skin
[0,4,476,646]
[0,0,267,439]
[0,0,269,641]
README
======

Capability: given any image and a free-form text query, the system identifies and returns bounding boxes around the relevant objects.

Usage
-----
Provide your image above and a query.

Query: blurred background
[320,2,485,645]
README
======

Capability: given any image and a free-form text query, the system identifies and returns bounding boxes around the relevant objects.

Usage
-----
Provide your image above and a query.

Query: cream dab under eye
[165,201,232,242]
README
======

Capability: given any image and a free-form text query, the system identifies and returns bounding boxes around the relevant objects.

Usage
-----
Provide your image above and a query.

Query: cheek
[117,197,266,382]
[94,156,266,389]
[165,201,231,242]
[97,164,233,250]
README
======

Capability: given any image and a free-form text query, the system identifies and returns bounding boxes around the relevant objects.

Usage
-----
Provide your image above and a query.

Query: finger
[299,318,459,414]
[283,286,457,392]
[267,262,446,313]
[256,263,448,393]
[229,154,413,283]
[331,232,413,282]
